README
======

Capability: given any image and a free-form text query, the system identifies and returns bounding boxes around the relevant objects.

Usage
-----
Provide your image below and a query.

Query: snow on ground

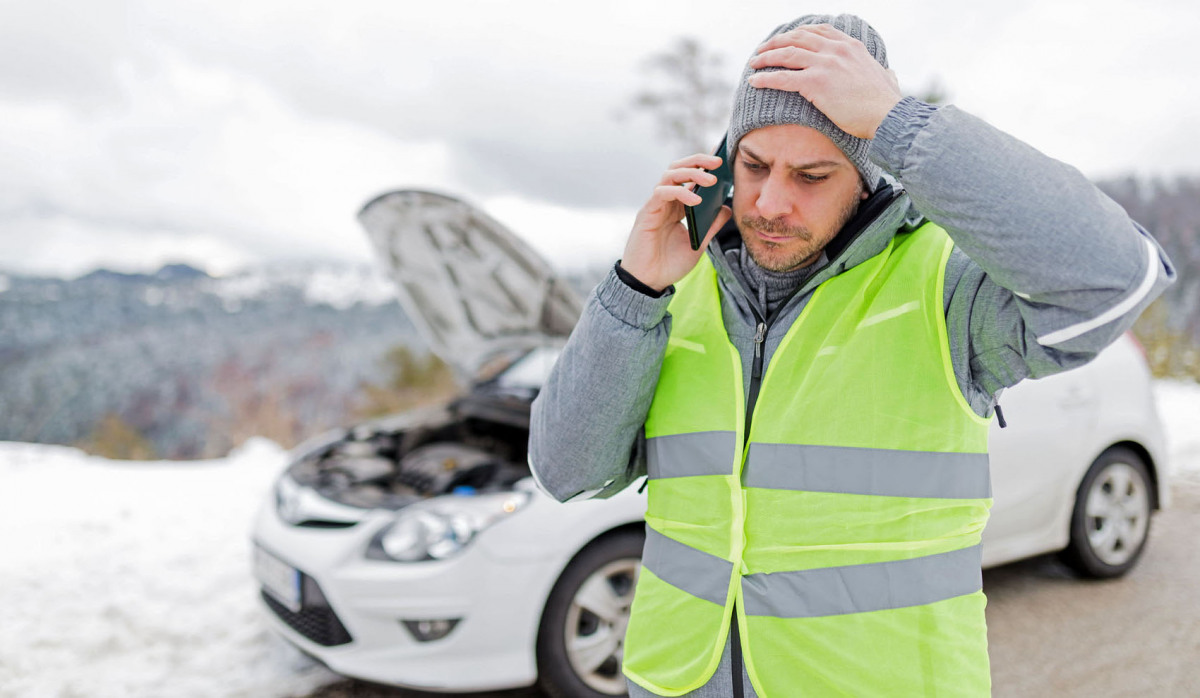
[2,380,1199,698]
[1153,379,1200,478]
[0,438,339,698]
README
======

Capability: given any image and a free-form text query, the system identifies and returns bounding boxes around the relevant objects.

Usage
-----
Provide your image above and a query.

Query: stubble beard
[739,187,864,273]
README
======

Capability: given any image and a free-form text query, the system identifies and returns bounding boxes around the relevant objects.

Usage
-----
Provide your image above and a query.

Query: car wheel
[537,529,643,698]
[1059,446,1153,579]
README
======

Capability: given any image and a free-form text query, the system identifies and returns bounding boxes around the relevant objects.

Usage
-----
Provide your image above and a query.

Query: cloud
[0,0,134,108]
[481,195,634,273]
[137,0,682,208]
[0,33,456,276]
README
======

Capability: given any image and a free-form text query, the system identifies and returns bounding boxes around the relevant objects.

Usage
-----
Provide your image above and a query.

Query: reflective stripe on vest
[641,525,983,617]
[645,431,737,479]
[622,223,994,698]
[648,434,991,499]
[642,526,732,607]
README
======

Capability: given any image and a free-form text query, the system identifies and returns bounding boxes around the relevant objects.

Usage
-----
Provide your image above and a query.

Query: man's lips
[754,228,795,243]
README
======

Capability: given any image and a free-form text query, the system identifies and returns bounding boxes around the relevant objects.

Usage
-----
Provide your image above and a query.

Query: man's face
[731,124,868,272]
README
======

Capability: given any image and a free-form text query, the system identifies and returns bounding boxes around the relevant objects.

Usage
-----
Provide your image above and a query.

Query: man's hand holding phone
[620,153,733,293]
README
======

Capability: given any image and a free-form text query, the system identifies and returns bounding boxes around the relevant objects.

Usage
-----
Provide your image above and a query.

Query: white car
[251,191,1169,697]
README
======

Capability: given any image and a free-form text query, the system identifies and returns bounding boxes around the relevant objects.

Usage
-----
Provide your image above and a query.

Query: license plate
[254,545,302,613]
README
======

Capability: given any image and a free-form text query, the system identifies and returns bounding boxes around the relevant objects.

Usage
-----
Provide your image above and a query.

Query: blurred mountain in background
[1100,177,1200,380]
[0,262,416,459]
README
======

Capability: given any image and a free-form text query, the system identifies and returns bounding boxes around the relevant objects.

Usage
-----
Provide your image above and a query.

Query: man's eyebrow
[739,144,843,171]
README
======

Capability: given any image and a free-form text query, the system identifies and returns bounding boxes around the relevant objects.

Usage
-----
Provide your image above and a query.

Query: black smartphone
[684,136,734,250]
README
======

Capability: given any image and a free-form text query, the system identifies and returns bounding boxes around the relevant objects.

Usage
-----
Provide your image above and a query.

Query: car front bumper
[250,498,563,693]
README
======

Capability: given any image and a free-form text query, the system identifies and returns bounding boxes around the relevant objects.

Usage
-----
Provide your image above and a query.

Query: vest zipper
[752,322,766,375]
[744,319,767,439]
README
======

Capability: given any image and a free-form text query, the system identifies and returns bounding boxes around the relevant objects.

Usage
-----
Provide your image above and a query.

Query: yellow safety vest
[622,223,994,696]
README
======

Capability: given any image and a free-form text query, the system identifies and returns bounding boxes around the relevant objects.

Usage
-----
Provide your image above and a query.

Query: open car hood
[357,190,583,379]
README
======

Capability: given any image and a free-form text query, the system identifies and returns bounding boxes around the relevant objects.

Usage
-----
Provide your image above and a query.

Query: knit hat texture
[727,14,888,192]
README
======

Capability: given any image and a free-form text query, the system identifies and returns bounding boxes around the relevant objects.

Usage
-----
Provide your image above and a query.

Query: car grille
[261,573,353,647]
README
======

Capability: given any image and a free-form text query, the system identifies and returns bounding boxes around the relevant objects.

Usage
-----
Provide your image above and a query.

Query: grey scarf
[725,244,827,318]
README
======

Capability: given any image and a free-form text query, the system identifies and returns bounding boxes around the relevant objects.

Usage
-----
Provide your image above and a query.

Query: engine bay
[286,397,533,511]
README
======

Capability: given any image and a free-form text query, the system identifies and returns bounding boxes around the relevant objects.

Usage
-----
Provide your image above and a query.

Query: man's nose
[755,175,792,219]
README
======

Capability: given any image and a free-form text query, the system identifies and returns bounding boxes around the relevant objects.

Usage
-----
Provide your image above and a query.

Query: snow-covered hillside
[2,382,1199,697]
[205,261,400,312]
[0,262,416,458]
[0,438,338,698]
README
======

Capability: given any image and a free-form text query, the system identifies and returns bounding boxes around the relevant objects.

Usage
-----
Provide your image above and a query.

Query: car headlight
[365,490,532,562]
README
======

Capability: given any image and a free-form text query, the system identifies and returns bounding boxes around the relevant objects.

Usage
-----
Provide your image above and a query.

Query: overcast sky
[2,0,1197,278]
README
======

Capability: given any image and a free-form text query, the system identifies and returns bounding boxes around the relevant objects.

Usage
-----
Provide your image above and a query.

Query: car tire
[1059,446,1153,579]
[537,529,644,698]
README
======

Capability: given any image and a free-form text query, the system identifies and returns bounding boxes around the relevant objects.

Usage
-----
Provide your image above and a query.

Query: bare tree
[904,78,950,106]
[627,37,734,155]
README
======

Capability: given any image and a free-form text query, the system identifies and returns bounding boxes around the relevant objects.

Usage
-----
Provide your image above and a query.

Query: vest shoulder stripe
[646,431,738,479]
[742,443,992,499]
[642,526,732,606]
[741,544,983,618]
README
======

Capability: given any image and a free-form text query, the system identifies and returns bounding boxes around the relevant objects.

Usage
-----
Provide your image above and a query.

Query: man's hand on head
[747,23,902,140]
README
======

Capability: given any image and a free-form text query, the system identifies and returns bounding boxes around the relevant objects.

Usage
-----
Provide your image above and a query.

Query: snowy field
[1154,379,1200,482]
[2,381,1199,698]
[0,438,340,698]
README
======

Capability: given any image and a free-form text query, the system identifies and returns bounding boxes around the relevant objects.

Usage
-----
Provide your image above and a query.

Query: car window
[494,346,561,390]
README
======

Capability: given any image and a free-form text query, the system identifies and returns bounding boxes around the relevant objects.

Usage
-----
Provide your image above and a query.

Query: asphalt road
[985,473,1200,697]
[299,474,1200,698]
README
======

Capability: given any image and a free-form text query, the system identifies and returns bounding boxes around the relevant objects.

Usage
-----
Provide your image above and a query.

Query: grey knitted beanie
[727,14,888,192]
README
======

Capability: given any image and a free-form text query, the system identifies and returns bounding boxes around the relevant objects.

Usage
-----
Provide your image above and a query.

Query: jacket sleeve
[528,265,673,502]
[869,97,1176,414]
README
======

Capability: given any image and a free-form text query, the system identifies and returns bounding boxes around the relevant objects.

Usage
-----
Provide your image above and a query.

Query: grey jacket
[529,96,1175,503]
[528,96,1175,698]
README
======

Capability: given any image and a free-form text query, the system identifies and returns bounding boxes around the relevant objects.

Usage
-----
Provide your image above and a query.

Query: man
[529,13,1174,697]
